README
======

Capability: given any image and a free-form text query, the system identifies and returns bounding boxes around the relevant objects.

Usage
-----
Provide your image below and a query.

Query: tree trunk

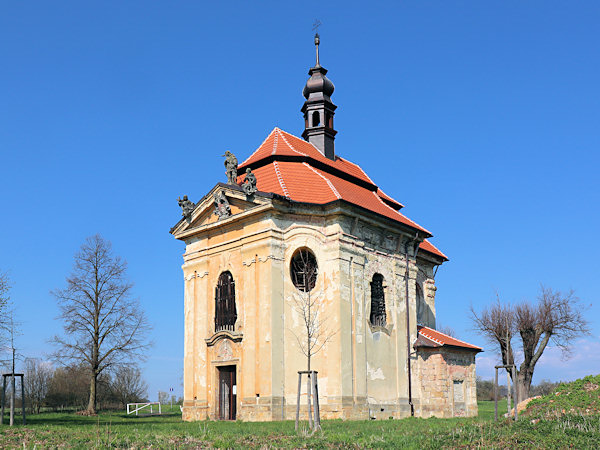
[87,373,97,413]
[516,370,533,402]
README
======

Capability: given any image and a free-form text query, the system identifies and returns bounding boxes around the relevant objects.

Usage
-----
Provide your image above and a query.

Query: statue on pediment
[222,151,238,185]
[241,168,257,196]
[177,195,195,222]
[214,190,231,220]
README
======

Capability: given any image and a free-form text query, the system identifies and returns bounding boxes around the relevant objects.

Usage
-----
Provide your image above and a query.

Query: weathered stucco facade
[171,181,480,421]
[171,35,481,421]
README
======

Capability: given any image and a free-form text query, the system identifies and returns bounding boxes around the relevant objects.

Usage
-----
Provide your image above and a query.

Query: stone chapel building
[171,35,482,422]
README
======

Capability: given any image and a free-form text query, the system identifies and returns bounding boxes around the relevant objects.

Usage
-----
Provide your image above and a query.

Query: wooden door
[218,366,236,420]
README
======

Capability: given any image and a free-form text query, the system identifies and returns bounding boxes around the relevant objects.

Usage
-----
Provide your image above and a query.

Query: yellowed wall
[174,186,474,421]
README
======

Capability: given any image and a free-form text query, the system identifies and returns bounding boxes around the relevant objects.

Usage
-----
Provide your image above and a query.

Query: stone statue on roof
[241,168,257,196]
[222,151,238,185]
[213,190,231,220]
[177,195,195,222]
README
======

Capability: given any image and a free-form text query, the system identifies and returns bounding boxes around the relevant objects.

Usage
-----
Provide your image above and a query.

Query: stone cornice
[175,203,274,241]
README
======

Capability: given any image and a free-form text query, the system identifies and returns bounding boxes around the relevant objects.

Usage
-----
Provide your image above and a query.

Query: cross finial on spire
[312,20,322,67]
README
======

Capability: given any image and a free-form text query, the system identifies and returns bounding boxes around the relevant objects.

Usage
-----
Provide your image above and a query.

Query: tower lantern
[301,33,337,160]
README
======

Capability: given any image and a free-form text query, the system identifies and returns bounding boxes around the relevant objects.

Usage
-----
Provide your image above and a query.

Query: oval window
[290,248,318,292]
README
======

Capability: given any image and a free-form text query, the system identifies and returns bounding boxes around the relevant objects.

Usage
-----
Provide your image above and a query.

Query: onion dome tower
[301,33,337,160]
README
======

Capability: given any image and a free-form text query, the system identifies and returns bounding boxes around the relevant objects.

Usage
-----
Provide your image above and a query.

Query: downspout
[405,232,419,417]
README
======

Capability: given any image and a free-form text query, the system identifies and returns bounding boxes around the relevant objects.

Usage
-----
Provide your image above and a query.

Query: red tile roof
[236,127,447,260]
[419,239,448,261]
[239,128,376,186]
[416,326,482,351]
[377,188,404,210]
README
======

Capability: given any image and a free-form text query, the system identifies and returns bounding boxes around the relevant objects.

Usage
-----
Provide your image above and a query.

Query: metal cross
[312,19,322,33]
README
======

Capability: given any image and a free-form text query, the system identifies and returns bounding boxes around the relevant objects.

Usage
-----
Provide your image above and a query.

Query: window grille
[215,271,237,332]
[370,273,386,327]
[290,249,318,292]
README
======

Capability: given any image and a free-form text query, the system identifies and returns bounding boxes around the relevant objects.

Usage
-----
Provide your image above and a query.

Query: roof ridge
[277,129,308,157]
[377,187,404,209]
[419,326,482,350]
[273,161,290,198]
[338,156,376,185]
[271,130,278,155]
[303,162,341,200]
[418,328,444,345]
[239,128,278,167]
[278,128,323,156]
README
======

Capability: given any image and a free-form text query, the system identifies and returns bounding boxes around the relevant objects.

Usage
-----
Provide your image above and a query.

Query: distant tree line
[476,376,561,401]
[22,359,148,414]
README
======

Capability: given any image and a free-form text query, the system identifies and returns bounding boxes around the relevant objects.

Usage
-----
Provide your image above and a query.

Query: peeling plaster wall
[177,192,456,421]
[338,236,419,419]
[415,347,478,418]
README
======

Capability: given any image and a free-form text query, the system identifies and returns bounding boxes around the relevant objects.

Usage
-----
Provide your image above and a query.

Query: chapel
[171,34,482,421]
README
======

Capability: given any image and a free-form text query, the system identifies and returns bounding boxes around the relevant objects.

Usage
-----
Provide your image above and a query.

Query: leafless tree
[110,366,148,408]
[24,358,53,414]
[436,324,457,338]
[0,271,11,347]
[46,364,91,410]
[51,234,152,414]
[471,286,589,401]
[0,275,21,426]
[289,249,336,432]
[158,390,169,405]
[0,271,9,313]
[290,250,336,372]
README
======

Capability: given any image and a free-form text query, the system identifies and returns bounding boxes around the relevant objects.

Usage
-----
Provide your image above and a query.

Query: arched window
[290,248,318,292]
[312,111,321,127]
[325,112,333,129]
[370,273,386,327]
[215,271,237,332]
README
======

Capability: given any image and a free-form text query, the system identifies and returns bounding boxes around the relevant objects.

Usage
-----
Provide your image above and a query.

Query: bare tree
[289,250,335,373]
[436,324,457,338]
[0,271,9,316]
[158,390,169,405]
[0,275,22,426]
[110,366,148,408]
[4,313,20,425]
[51,234,152,414]
[24,358,53,414]
[0,271,11,349]
[471,286,589,401]
[289,249,336,432]
[46,364,91,411]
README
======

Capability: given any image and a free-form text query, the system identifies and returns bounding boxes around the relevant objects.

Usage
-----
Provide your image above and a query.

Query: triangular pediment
[170,183,272,239]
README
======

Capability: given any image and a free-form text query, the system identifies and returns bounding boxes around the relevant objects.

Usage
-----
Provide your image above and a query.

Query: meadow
[0,381,598,449]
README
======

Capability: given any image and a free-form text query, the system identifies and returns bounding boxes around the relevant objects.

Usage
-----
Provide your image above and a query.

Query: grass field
[0,397,598,448]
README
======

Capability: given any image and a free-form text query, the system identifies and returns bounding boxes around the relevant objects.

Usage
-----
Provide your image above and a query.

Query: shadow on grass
[6,402,495,431]
[7,411,183,427]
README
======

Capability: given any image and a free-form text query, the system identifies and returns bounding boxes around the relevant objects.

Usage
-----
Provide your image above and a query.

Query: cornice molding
[205,330,244,347]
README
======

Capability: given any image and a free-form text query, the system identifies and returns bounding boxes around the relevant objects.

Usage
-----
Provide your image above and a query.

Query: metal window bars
[215,272,237,332]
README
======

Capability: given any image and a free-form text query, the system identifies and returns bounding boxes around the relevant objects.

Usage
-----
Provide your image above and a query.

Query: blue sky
[1,1,599,399]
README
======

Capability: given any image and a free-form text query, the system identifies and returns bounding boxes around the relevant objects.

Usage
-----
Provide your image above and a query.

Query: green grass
[477,398,507,420]
[0,391,597,448]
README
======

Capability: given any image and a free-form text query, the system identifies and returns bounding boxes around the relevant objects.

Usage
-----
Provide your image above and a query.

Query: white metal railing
[127,402,162,416]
